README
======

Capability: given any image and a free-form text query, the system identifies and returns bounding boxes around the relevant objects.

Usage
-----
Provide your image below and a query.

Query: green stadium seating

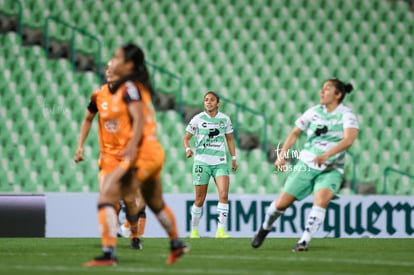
[0,0,413,194]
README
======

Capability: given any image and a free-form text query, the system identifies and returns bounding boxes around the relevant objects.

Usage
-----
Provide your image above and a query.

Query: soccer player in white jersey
[183,91,238,238]
[252,78,359,251]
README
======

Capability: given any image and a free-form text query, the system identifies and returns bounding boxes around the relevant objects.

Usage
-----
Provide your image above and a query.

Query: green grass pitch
[0,238,413,275]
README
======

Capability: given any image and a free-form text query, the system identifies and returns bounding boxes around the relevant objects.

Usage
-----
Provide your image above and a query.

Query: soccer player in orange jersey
[75,63,147,248]
[75,43,188,266]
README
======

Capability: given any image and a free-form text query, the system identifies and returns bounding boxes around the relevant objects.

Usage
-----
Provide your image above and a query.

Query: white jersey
[186,111,233,165]
[295,104,359,173]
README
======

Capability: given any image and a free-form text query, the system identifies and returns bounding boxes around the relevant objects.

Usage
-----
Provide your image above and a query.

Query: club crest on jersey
[219,120,225,128]
[101,102,108,110]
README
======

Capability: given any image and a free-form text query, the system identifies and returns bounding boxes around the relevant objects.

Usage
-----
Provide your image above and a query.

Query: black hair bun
[344,83,353,94]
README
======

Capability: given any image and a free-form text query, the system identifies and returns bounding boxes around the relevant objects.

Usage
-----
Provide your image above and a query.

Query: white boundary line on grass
[198,255,414,267]
[0,254,413,274]
[0,264,262,274]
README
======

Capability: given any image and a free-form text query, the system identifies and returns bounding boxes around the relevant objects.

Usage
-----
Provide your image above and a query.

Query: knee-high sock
[262,201,284,230]
[137,210,146,236]
[191,204,203,230]
[299,206,326,244]
[217,202,229,229]
[98,204,118,257]
[155,205,178,240]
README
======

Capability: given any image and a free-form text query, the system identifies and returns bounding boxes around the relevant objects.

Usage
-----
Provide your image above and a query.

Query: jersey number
[194,165,203,173]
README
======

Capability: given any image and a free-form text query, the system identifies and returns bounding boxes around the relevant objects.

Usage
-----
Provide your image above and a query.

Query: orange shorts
[135,141,165,182]
[98,156,134,177]
[98,141,165,183]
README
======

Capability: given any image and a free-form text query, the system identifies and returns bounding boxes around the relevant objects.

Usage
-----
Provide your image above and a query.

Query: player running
[252,78,358,251]
[76,43,188,266]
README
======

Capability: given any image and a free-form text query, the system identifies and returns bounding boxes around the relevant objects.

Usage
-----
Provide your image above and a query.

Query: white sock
[262,201,284,230]
[191,204,203,230]
[299,206,326,244]
[217,202,229,229]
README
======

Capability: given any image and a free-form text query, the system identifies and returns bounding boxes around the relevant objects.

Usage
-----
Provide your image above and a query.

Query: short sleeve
[123,81,142,104]
[225,116,234,134]
[87,91,98,113]
[186,117,197,135]
[295,108,313,131]
[343,112,359,129]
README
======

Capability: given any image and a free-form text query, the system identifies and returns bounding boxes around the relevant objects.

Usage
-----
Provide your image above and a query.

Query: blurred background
[0,0,413,195]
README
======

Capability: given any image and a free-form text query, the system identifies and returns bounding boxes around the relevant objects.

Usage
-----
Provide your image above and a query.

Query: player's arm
[225,133,237,171]
[275,127,303,170]
[183,132,194,158]
[313,128,358,166]
[120,101,144,162]
[74,109,96,163]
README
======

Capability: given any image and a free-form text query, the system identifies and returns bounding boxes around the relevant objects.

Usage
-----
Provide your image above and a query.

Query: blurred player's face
[320,81,341,106]
[110,48,131,78]
[204,93,219,113]
[105,61,118,83]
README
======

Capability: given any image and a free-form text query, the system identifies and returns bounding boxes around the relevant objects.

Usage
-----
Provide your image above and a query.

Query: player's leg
[252,161,316,248]
[84,164,129,267]
[213,164,231,238]
[141,176,189,264]
[121,173,144,250]
[120,188,146,240]
[293,170,342,252]
[190,164,210,238]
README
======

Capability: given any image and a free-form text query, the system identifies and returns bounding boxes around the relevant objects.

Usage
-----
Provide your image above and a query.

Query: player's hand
[274,158,287,172]
[185,149,193,158]
[119,144,138,163]
[232,160,238,171]
[74,147,84,163]
[313,153,328,167]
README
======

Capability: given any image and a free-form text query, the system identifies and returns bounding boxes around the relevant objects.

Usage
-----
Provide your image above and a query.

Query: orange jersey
[88,81,161,159]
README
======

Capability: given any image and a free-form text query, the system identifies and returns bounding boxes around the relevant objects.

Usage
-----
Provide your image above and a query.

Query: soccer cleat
[83,255,118,267]
[215,227,231,238]
[130,237,143,250]
[120,224,131,238]
[251,226,270,248]
[190,229,200,238]
[166,239,190,264]
[292,241,308,252]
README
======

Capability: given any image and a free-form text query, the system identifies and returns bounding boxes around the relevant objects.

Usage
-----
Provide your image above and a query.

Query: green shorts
[283,161,343,200]
[192,163,229,185]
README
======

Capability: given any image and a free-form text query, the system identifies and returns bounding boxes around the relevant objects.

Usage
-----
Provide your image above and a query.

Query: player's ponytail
[344,83,353,94]
[122,43,154,96]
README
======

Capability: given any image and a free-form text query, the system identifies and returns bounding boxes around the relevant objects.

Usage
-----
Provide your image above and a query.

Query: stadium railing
[146,61,184,115]
[44,15,102,80]
[382,167,414,195]
[220,96,268,153]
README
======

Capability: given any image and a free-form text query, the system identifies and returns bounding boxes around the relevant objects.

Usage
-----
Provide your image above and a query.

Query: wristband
[232,156,236,160]
[185,147,191,152]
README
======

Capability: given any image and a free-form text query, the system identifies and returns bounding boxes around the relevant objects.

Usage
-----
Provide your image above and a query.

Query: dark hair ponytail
[121,43,154,96]
[327,78,353,103]
[344,83,353,94]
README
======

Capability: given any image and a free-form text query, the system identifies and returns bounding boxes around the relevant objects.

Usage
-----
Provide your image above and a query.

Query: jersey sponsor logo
[311,114,319,121]
[314,125,328,136]
[103,119,119,133]
[208,128,220,138]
